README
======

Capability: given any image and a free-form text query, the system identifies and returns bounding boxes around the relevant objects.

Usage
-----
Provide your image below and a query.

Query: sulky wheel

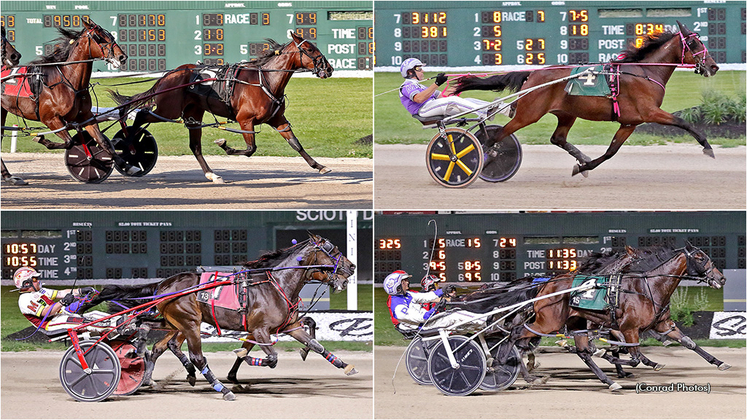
[473,124,522,183]
[405,336,434,385]
[112,126,158,176]
[426,127,483,188]
[479,338,521,392]
[59,340,121,402]
[427,335,486,396]
[109,340,146,396]
[64,132,114,183]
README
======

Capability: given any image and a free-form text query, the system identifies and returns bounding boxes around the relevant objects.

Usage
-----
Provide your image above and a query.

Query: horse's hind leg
[574,334,621,390]
[227,341,256,383]
[166,332,197,386]
[270,117,330,174]
[1,109,27,184]
[178,322,235,400]
[286,324,358,375]
[549,113,591,176]
[143,331,178,387]
[573,124,636,176]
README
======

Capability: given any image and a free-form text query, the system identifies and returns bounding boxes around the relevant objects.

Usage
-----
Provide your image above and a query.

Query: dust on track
[375,346,745,419]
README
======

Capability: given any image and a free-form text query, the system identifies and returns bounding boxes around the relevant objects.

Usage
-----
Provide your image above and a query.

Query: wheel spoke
[456,144,476,158]
[430,153,452,161]
[443,161,455,181]
[455,159,473,176]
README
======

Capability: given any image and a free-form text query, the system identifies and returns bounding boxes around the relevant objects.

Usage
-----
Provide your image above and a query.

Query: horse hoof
[533,377,549,385]
[299,348,309,361]
[661,340,674,347]
[319,167,332,174]
[214,138,227,147]
[572,164,581,176]
[344,365,358,376]
[609,382,622,391]
[233,348,249,358]
[205,172,224,184]
[703,148,715,159]
[3,176,27,185]
[187,375,196,386]
[718,362,731,371]
[32,135,45,143]
[223,391,236,401]
[654,363,665,371]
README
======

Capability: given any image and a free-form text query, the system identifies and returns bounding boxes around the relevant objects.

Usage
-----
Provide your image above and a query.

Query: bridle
[293,39,328,76]
[83,23,123,66]
[308,237,348,284]
[679,31,709,75]
[682,246,719,285]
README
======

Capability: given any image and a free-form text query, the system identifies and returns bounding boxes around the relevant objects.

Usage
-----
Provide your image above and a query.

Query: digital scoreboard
[374,212,745,285]
[374,1,746,68]
[1,1,373,72]
[2,211,373,284]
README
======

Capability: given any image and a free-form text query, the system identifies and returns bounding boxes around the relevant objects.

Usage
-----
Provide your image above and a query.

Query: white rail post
[346,210,358,310]
[10,124,18,153]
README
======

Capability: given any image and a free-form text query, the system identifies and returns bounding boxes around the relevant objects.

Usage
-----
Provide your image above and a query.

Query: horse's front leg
[286,324,358,375]
[574,334,622,390]
[214,116,257,158]
[270,117,330,174]
[83,123,142,175]
[228,340,255,383]
[33,117,74,149]
[1,110,27,184]
[573,124,636,176]
[660,321,730,370]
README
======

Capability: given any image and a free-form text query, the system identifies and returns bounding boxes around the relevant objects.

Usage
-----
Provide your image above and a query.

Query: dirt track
[375,346,745,419]
[1,154,372,209]
[1,349,372,419]
[374,144,745,209]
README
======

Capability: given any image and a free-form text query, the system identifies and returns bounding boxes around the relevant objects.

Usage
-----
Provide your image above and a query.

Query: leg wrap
[322,350,346,369]
[200,364,226,393]
[680,336,697,350]
[307,338,325,354]
[242,356,266,366]
[286,136,303,152]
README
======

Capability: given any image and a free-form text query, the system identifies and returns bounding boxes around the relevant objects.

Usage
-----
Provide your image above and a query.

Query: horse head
[684,242,726,289]
[676,21,719,77]
[81,18,127,69]
[305,233,355,292]
[1,26,21,68]
[289,31,333,79]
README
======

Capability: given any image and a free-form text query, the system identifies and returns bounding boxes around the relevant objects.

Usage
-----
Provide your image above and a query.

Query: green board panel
[2,1,373,72]
[374,1,746,68]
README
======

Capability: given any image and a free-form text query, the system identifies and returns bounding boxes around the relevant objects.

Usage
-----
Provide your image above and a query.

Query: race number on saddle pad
[196,272,244,311]
[564,66,611,97]
[1,67,38,98]
[569,275,610,311]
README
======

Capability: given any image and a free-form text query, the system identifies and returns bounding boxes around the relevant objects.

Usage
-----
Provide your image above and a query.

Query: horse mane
[29,27,82,64]
[612,32,677,63]
[576,249,627,273]
[246,39,287,67]
[242,239,308,269]
[621,246,679,272]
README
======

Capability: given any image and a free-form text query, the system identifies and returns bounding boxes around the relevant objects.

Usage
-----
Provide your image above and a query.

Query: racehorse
[110,32,334,183]
[508,244,725,390]
[1,27,21,69]
[454,21,719,176]
[1,19,135,185]
[86,234,356,400]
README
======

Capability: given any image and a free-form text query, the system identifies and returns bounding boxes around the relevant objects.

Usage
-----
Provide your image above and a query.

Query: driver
[14,267,134,337]
[399,57,510,120]
[384,270,486,334]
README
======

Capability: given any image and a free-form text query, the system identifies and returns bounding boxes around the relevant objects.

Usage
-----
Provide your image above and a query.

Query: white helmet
[400,58,424,78]
[13,267,40,289]
[384,270,411,295]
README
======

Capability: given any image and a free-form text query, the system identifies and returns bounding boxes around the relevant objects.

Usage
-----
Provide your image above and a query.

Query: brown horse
[1,19,134,185]
[89,234,355,400]
[110,32,334,183]
[454,21,719,176]
[1,26,21,69]
[510,244,725,390]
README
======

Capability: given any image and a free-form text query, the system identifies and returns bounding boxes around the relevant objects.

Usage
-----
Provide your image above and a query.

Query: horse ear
[81,18,93,29]
[676,21,691,36]
[685,240,695,250]
[625,245,635,256]
[289,30,303,42]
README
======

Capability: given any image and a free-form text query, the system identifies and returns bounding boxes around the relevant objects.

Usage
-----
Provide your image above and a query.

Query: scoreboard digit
[1,1,372,73]
[375,1,746,68]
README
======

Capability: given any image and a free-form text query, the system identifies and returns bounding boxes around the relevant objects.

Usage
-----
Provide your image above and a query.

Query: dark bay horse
[1,19,134,185]
[110,32,334,183]
[1,27,21,69]
[509,244,725,390]
[89,234,355,400]
[454,21,719,176]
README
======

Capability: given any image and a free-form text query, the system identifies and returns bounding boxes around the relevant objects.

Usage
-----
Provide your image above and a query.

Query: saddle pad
[196,272,242,311]
[1,67,34,98]
[569,275,609,311]
[188,65,237,105]
[565,65,611,97]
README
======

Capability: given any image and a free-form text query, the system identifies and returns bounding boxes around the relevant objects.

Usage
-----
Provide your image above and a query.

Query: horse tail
[454,71,531,94]
[107,83,161,115]
[77,281,160,313]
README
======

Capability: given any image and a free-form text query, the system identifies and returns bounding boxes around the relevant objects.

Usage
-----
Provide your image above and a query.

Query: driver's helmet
[421,274,442,292]
[383,270,412,295]
[13,267,40,290]
[400,58,424,78]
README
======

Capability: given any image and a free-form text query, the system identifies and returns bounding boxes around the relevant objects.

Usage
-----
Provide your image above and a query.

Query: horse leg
[227,341,255,383]
[271,117,330,174]
[572,124,636,176]
[213,115,257,158]
[143,331,177,387]
[166,332,197,386]
[180,324,235,400]
[32,117,74,149]
[643,108,714,158]
[549,113,592,177]
[298,316,316,361]
[663,323,730,370]
[1,109,27,185]
[286,325,358,375]
[574,334,621,390]
[183,111,222,183]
